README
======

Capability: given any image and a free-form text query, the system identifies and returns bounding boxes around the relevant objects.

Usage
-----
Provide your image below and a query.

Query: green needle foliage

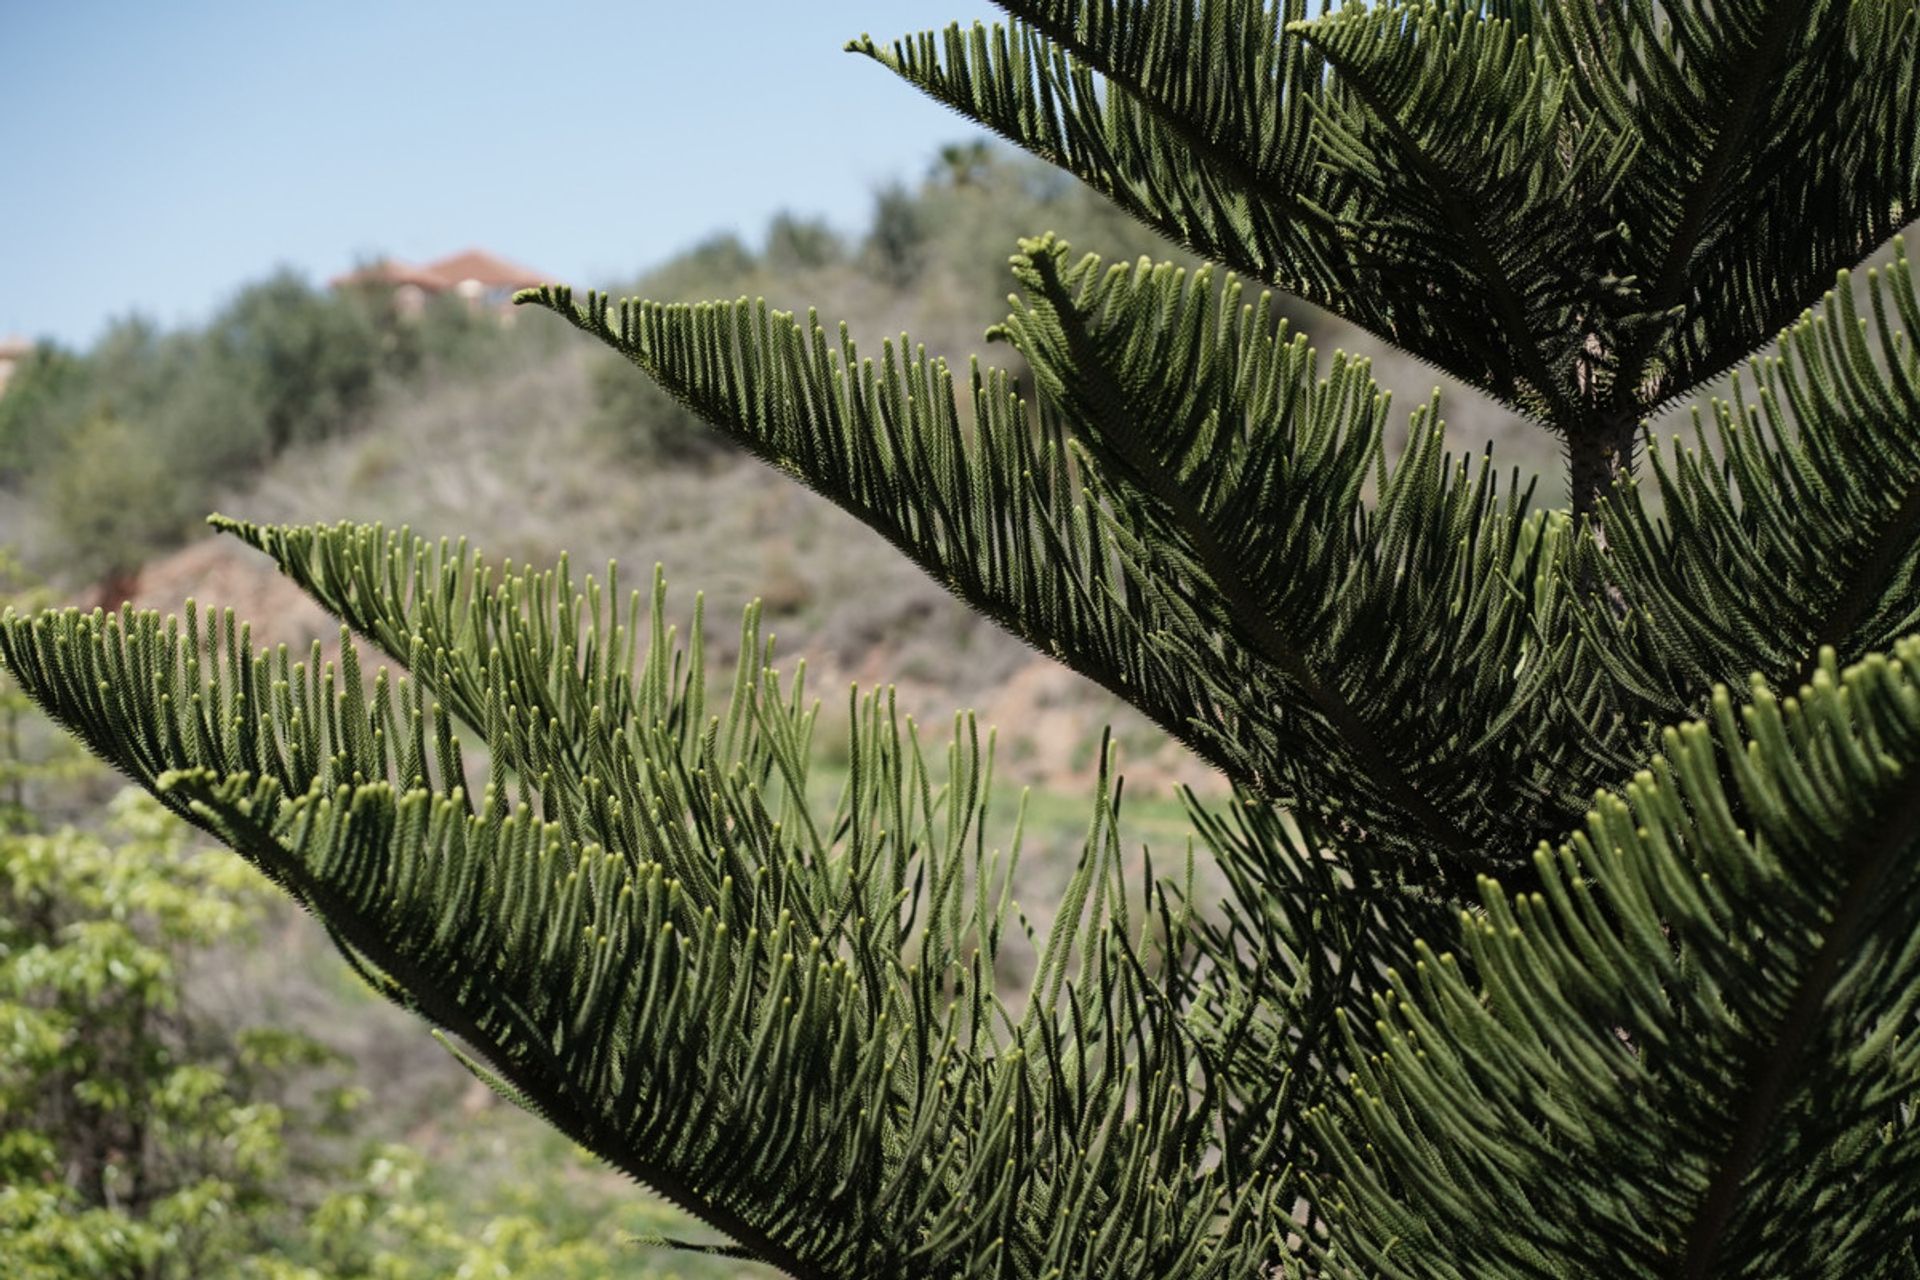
[1307,644,1920,1277]
[5,3,1920,1276]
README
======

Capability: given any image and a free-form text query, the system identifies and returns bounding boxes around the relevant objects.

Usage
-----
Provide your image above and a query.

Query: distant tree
[85,316,178,415]
[764,211,843,272]
[930,138,994,188]
[0,317,201,496]
[401,289,508,377]
[38,414,193,584]
[207,270,382,453]
[0,345,89,486]
[863,183,926,288]
[147,352,276,479]
[0,316,249,500]
[587,351,737,466]
[677,232,758,284]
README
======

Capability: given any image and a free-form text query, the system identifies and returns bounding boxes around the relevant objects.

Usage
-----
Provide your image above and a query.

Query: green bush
[206,270,384,454]
[862,183,926,288]
[37,415,195,582]
[587,353,739,466]
[0,346,91,487]
[764,212,844,273]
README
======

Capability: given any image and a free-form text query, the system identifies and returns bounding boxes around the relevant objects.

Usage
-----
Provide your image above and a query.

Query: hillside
[6,145,1568,801]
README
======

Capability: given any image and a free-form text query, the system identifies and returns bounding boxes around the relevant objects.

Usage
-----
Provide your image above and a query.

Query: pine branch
[1676,734,1920,1274]
[1303,639,1920,1277]
[518,249,1645,888]
[983,0,1328,268]
[1009,238,1481,869]
[163,768,839,1280]
[1295,5,1593,432]
[0,537,1280,1279]
[1583,242,1920,726]
[1553,0,1920,417]
[847,5,1357,310]
[993,0,1317,228]
[514,286,1221,772]
[994,237,1638,880]
[865,1,1918,455]
[1598,0,1821,427]
[1175,792,1458,1185]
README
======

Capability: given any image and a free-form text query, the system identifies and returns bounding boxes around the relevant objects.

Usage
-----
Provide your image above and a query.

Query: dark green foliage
[864,183,927,287]
[528,239,1621,887]
[855,0,1920,509]
[0,345,90,485]
[1,530,1277,1279]
[588,353,740,465]
[208,269,385,453]
[765,212,845,272]
[1586,246,1920,722]
[6,4,1920,1278]
[1304,644,1920,1278]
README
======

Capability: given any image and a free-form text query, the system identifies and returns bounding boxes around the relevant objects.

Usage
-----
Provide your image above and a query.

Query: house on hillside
[330,259,451,319]
[330,249,549,320]
[0,335,36,401]
[423,249,547,307]
[0,335,34,397]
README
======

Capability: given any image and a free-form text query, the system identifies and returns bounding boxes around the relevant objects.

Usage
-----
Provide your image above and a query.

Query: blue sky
[1,1,1003,350]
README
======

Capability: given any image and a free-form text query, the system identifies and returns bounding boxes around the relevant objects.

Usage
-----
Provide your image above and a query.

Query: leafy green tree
[206,270,384,454]
[2,567,340,1276]
[588,352,739,465]
[0,346,91,487]
[863,183,927,288]
[6,4,1920,1278]
[932,139,996,189]
[650,233,760,297]
[37,414,196,584]
[0,319,200,498]
[84,317,189,419]
[764,212,845,273]
[0,314,269,582]
[0,785,328,1279]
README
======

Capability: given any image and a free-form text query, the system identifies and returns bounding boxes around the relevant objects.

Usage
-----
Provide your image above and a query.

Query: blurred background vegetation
[0,143,1558,1277]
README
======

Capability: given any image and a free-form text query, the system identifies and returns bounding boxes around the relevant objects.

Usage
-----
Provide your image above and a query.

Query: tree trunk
[1567,417,1641,544]
[1568,417,1639,617]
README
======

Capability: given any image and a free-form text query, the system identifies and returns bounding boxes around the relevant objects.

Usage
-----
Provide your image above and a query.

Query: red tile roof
[330,250,549,293]
[420,249,547,290]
